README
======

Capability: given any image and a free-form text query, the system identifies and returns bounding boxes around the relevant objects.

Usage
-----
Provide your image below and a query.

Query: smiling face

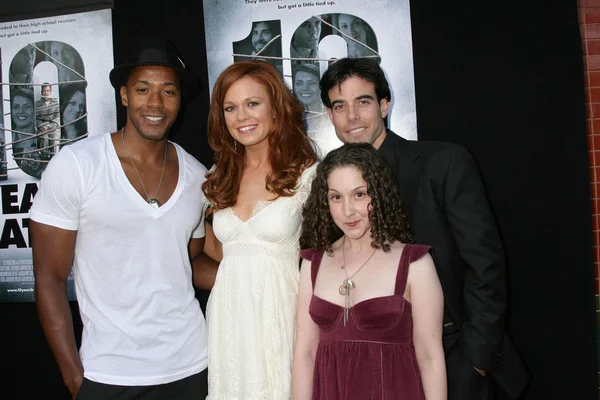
[63,91,86,123]
[327,165,372,241]
[252,22,273,53]
[293,17,322,50]
[223,76,273,151]
[12,95,34,129]
[294,70,320,109]
[326,76,389,149]
[120,66,181,142]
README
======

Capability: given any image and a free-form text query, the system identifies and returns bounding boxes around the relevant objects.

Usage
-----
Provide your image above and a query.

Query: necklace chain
[120,128,168,208]
[339,235,377,326]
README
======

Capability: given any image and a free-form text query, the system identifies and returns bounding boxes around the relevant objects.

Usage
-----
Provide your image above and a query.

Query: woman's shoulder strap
[395,244,432,295]
[300,248,325,290]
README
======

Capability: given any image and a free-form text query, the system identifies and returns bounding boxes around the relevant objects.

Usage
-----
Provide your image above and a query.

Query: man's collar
[377,129,417,161]
[378,129,399,149]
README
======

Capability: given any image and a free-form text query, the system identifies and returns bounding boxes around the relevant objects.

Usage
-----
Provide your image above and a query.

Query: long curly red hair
[203,61,317,210]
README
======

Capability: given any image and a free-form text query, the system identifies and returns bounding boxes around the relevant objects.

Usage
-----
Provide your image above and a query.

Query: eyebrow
[328,185,367,192]
[330,94,375,107]
[133,80,178,87]
[356,94,376,101]
[223,96,263,105]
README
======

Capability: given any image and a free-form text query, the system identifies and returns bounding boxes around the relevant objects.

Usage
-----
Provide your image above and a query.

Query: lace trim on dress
[252,200,274,217]
[296,163,318,206]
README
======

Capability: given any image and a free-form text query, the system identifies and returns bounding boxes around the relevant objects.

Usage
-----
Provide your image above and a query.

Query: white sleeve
[191,161,209,239]
[30,147,83,231]
[191,194,208,239]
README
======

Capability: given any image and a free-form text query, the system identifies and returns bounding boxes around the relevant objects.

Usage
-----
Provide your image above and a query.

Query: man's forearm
[192,252,219,290]
[35,276,83,395]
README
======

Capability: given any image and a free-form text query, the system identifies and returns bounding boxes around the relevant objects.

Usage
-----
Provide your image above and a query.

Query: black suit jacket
[378,130,528,398]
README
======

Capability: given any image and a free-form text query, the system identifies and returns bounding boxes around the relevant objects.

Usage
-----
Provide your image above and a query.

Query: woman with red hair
[202,60,317,399]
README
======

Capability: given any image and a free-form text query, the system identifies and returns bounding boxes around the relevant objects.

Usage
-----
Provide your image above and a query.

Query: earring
[234,140,237,152]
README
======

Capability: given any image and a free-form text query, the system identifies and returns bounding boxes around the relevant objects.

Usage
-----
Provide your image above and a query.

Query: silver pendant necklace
[121,128,167,209]
[339,235,377,326]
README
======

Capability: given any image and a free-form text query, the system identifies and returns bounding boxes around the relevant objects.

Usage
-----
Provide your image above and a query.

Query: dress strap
[299,248,314,261]
[394,244,432,295]
[300,248,325,290]
[310,250,325,290]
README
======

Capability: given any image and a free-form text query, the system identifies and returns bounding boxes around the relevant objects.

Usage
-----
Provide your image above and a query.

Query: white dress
[206,164,317,400]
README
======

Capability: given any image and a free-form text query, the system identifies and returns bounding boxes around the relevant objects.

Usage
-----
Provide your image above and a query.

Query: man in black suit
[320,58,528,399]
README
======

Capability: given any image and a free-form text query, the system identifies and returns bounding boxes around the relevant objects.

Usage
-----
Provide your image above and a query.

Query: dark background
[0,1,596,399]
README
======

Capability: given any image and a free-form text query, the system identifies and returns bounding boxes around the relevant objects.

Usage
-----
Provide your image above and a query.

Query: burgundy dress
[301,244,430,400]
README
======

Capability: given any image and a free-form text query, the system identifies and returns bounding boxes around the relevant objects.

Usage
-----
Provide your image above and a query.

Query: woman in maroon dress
[293,143,446,400]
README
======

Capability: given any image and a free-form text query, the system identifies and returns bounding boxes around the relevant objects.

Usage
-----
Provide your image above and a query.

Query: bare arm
[292,259,320,400]
[31,220,82,397]
[203,219,222,262]
[409,253,447,400]
[189,236,218,290]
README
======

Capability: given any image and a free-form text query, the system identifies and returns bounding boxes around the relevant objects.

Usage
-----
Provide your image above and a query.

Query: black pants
[77,369,208,400]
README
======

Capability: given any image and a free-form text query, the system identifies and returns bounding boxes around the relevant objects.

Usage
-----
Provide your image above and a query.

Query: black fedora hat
[109,37,200,102]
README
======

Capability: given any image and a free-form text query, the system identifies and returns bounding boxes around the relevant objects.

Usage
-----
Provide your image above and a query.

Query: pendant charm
[339,279,355,296]
[148,198,161,209]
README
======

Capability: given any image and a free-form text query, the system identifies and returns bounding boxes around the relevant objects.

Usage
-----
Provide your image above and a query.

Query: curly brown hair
[203,61,317,210]
[300,143,414,254]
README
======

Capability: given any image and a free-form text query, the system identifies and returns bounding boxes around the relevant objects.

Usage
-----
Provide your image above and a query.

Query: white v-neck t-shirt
[31,133,208,386]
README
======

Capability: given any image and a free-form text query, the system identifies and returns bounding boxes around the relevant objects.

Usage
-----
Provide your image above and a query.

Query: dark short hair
[300,142,413,253]
[319,58,391,108]
[252,20,274,30]
[41,82,51,92]
[292,62,320,82]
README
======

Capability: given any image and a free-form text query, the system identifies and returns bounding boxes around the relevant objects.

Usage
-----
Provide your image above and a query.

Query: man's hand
[66,373,84,398]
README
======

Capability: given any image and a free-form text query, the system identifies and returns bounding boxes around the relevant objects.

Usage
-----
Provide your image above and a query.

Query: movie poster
[0,9,116,302]
[203,0,416,157]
